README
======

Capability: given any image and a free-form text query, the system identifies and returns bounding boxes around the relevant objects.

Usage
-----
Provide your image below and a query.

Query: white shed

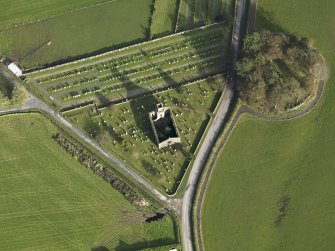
[7,63,22,77]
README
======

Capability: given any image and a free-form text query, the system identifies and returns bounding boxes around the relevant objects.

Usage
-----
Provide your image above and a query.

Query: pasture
[0,0,111,29]
[25,23,230,110]
[64,76,225,193]
[0,113,176,250]
[150,0,179,38]
[0,0,153,69]
[201,0,335,250]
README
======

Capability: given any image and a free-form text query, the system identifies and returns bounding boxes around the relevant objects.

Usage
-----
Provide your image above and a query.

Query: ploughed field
[25,23,229,110]
[201,0,335,250]
[63,76,225,193]
[0,113,176,250]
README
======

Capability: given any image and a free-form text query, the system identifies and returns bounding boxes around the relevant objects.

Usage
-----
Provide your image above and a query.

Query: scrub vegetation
[236,31,321,113]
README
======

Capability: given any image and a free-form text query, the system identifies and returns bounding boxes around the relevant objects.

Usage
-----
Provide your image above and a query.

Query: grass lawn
[0,113,176,250]
[201,0,335,250]
[150,0,179,38]
[64,76,225,193]
[0,0,153,69]
[0,0,111,29]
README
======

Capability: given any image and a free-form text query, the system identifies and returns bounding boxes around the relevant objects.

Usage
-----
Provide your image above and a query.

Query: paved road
[180,0,247,250]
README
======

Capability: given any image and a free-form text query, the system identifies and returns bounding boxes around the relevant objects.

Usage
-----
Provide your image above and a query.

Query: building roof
[8,63,22,77]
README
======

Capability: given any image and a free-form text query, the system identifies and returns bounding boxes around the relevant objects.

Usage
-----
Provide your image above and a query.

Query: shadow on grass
[115,238,176,251]
[105,67,160,145]
[24,38,147,72]
[91,246,109,251]
[255,7,287,33]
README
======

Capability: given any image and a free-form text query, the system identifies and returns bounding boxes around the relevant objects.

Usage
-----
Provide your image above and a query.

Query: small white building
[7,63,22,77]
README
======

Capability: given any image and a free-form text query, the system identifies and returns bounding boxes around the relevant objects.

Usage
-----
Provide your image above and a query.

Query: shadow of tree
[110,67,159,144]
[91,246,109,251]
[255,7,287,33]
[0,75,14,99]
[115,238,176,251]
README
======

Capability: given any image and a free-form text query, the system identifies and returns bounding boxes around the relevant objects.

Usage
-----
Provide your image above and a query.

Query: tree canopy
[236,31,320,113]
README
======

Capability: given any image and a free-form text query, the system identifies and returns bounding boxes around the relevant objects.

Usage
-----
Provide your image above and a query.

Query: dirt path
[194,55,327,251]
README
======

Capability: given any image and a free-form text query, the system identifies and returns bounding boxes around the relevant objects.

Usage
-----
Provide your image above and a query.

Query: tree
[236,31,319,113]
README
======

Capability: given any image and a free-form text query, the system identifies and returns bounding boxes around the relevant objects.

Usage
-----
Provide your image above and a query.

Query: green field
[0,0,111,29]
[0,113,176,250]
[150,0,179,38]
[0,0,153,69]
[64,76,225,193]
[201,0,335,250]
[25,24,229,110]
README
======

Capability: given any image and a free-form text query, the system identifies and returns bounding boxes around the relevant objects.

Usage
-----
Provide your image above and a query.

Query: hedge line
[52,133,149,207]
